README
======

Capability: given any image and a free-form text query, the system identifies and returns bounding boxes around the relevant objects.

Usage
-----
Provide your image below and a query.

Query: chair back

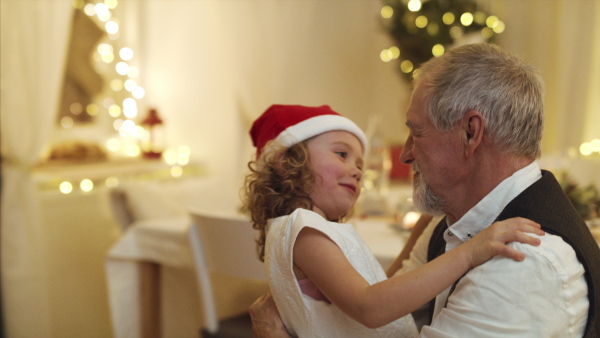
[189,209,265,281]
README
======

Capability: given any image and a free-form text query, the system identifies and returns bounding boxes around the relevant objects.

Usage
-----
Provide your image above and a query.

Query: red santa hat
[250,104,367,158]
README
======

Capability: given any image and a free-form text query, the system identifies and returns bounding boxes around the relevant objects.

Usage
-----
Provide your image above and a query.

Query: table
[353,217,411,270]
[105,178,269,338]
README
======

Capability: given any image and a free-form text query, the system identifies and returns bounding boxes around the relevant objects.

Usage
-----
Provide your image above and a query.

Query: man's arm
[249,293,291,338]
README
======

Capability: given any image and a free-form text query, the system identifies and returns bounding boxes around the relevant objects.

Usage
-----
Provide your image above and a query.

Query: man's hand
[249,293,291,338]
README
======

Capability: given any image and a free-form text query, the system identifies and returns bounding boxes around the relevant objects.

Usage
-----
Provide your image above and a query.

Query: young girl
[243,104,543,337]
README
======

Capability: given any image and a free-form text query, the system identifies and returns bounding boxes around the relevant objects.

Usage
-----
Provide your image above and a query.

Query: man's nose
[399,136,414,165]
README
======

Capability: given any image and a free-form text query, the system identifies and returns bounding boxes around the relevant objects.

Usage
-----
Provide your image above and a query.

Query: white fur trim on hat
[274,115,368,154]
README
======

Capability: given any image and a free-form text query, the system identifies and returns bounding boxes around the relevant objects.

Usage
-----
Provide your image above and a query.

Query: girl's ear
[462,110,484,158]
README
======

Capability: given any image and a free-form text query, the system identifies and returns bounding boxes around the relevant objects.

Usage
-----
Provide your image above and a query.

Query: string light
[380,0,504,81]
[80,179,94,192]
[580,139,600,156]
[407,0,421,12]
[59,181,73,194]
[62,0,192,173]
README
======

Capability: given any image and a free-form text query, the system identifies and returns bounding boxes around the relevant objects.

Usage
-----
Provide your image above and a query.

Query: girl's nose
[351,166,362,181]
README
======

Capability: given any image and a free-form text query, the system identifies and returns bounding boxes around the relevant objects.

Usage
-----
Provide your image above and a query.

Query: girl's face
[306,130,364,221]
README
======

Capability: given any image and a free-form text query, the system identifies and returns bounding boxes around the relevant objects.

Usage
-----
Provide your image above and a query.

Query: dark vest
[426,170,600,337]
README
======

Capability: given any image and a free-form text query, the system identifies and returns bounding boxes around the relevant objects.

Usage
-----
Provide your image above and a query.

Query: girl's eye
[336,151,347,159]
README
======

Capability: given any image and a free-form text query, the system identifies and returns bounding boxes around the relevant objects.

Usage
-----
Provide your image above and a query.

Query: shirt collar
[443,161,542,249]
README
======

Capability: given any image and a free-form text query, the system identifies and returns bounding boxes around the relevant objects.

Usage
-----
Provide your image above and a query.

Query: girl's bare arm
[293,217,544,328]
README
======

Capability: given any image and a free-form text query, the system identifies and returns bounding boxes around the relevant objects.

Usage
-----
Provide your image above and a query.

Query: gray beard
[412,163,446,216]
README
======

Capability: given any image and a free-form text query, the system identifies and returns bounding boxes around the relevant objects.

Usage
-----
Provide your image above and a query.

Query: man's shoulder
[506,232,584,275]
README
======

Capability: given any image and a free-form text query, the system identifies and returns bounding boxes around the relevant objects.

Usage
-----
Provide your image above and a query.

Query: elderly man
[249,43,600,337]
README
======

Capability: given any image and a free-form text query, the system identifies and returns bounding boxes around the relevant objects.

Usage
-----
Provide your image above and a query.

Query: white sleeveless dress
[265,208,419,337]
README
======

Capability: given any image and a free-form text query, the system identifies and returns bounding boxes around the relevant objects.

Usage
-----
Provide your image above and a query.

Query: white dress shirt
[399,161,589,337]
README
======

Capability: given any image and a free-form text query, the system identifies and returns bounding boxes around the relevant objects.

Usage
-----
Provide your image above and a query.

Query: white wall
[138,1,410,187]
[133,0,599,187]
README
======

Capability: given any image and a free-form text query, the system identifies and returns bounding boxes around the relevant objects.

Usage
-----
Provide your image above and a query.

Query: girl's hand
[464,217,544,269]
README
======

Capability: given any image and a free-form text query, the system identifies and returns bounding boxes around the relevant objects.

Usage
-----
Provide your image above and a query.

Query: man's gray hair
[415,43,544,159]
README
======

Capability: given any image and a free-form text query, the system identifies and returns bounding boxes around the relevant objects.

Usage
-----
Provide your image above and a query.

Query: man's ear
[462,110,484,157]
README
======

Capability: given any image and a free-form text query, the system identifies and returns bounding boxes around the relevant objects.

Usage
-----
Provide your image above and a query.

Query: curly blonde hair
[242,141,315,262]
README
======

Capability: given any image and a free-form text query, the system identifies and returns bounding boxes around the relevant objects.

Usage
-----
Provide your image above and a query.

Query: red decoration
[389,145,412,181]
[141,108,165,159]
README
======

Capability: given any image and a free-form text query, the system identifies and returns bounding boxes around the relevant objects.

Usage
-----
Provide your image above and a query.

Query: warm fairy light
[59,181,73,194]
[590,139,600,152]
[108,104,122,117]
[492,21,505,33]
[442,12,455,25]
[105,176,119,188]
[580,142,593,156]
[103,98,115,109]
[105,21,119,34]
[580,139,600,156]
[449,26,463,38]
[179,145,191,156]
[86,103,99,116]
[380,49,393,62]
[124,79,137,92]
[381,6,393,19]
[486,15,499,28]
[61,116,74,129]
[105,0,118,10]
[177,155,190,166]
[132,87,145,99]
[82,0,150,160]
[170,166,183,178]
[389,46,400,59]
[106,138,121,152]
[123,143,141,157]
[83,3,96,16]
[415,15,428,28]
[432,44,445,57]
[72,0,84,10]
[119,47,133,61]
[400,60,413,73]
[163,148,178,165]
[460,12,474,26]
[97,10,111,22]
[115,62,129,75]
[427,23,439,36]
[95,3,109,17]
[127,66,140,79]
[474,11,487,25]
[412,69,421,80]
[101,53,114,63]
[135,125,146,138]
[122,98,137,118]
[407,0,421,12]
[80,179,94,192]
[70,102,83,115]
[481,27,494,39]
[113,119,124,131]
[97,43,113,55]
[110,79,123,91]
[402,211,421,230]
[178,146,191,165]
[119,119,136,137]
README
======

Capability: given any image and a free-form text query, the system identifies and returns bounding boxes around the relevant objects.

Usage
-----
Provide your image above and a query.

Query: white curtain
[0,1,72,337]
